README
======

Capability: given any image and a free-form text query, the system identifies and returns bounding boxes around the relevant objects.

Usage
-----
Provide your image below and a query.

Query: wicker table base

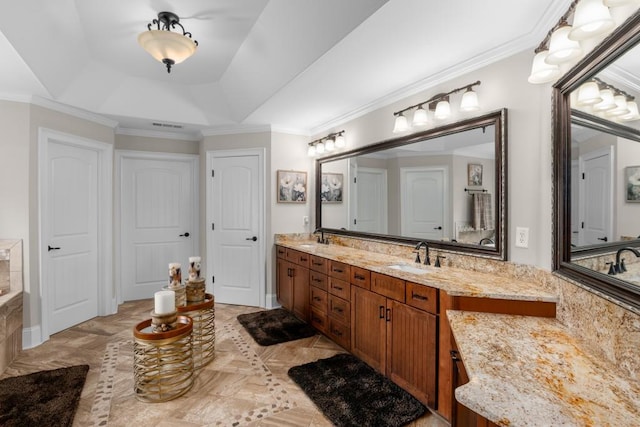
[133,316,194,402]
[178,293,215,369]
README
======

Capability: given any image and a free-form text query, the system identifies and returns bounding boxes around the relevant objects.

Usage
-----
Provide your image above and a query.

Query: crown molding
[201,124,272,137]
[29,96,119,128]
[270,126,310,136]
[0,93,33,104]
[116,127,202,142]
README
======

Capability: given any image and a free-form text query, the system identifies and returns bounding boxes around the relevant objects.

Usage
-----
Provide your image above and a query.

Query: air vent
[151,122,183,129]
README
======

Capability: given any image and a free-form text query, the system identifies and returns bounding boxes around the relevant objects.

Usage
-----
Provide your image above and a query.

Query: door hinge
[211,223,214,230]
[582,173,585,179]
[581,222,584,229]
[211,170,215,178]
[212,276,215,283]
[354,177,357,183]
[354,219,357,225]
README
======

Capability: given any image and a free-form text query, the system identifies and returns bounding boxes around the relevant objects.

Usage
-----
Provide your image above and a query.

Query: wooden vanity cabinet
[326,262,351,350]
[275,246,309,320]
[308,254,329,333]
[351,273,438,408]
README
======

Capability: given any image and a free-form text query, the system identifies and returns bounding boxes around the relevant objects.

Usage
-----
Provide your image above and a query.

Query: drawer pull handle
[386,308,391,322]
[312,316,322,323]
[333,268,344,273]
[332,329,343,337]
[354,273,365,280]
[301,257,308,262]
[379,305,385,319]
[313,296,322,302]
[333,285,343,291]
[411,292,428,301]
[333,307,343,313]
[313,261,323,266]
[313,277,323,283]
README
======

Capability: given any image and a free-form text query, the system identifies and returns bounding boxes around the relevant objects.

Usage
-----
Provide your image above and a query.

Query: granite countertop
[449,310,640,426]
[275,238,557,302]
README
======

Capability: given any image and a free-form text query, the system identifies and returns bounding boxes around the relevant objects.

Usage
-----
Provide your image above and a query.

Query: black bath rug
[288,353,426,427]
[237,308,317,346]
[0,364,89,427]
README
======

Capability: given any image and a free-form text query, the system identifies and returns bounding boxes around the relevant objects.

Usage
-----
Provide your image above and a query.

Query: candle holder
[150,309,177,333]
[185,278,206,303]
[164,283,186,307]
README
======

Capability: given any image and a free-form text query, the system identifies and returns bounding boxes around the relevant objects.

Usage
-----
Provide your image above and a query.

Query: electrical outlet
[516,227,529,248]
[302,216,309,226]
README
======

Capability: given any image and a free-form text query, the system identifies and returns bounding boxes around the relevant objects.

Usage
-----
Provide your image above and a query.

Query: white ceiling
[0,0,570,139]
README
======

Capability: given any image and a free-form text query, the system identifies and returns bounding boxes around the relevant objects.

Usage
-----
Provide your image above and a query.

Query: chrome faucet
[314,228,328,244]
[414,241,430,265]
[612,247,640,274]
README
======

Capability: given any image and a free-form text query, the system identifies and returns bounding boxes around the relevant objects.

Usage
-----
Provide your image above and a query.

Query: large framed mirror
[554,13,640,310]
[315,109,507,260]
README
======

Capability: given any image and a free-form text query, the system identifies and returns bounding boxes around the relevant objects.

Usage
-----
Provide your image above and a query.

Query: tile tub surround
[448,310,640,426]
[0,240,23,375]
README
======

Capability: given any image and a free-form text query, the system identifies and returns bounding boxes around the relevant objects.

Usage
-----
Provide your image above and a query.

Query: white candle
[154,290,175,314]
[188,256,201,263]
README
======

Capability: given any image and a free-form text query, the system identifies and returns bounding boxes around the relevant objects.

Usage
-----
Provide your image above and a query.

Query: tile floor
[1,300,448,426]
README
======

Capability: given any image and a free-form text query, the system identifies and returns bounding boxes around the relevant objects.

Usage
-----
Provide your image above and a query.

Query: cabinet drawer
[329,277,350,300]
[327,318,351,350]
[276,245,287,259]
[328,260,350,281]
[310,255,328,274]
[310,308,328,334]
[405,282,438,314]
[371,272,405,302]
[286,248,310,267]
[309,271,328,291]
[310,286,328,313]
[328,295,350,325]
[350,266,371,290]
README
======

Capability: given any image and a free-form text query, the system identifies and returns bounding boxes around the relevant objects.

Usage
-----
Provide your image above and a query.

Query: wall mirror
[315,109,507,260]
[554,14,640,310]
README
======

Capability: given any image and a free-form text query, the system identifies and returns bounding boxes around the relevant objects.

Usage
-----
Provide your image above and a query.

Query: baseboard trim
[266,293,280,309]
[22,325,42,349]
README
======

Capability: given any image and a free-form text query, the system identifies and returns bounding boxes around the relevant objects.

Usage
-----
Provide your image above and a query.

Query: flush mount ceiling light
[392,81,481,133]
[308,131,346,157]
[138,11,198,73]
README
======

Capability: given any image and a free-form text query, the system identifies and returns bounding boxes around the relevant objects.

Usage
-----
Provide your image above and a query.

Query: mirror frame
[315,109,508,260]
[554,13,640,310]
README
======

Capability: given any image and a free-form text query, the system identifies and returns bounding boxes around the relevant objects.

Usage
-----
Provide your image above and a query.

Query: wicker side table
[178,293,215,369]
[133,316,194,402]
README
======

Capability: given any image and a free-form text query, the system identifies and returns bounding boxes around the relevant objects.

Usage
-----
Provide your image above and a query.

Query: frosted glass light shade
[434,100,451,119]
[307,145,316,157]
[593,89,616,111]
[460,89,480,111]
[335,134,346,148]
[393,113,409,133]
[316,141,325,154]
[412,106,429,126]
[620,101,640,121]
[546,25,583,64]
[138,30,197,64]
[606,95,631,116]
[325,138,335,152]
[569,0,615,40]
[577,81,603,105]
[528,51,561,84]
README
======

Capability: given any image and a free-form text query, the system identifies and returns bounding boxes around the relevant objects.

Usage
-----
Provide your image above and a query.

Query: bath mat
[237,308,316,346]
[288,353,426,427]
[0,364,89,427]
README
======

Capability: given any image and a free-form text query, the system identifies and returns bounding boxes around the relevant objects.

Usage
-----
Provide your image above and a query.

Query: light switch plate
[516,227,529,248]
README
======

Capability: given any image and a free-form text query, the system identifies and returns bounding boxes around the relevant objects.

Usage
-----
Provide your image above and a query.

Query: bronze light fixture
[138,11,199,73]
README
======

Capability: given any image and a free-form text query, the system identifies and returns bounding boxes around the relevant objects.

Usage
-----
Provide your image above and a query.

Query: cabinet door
[386,300,437,407]
[351,286,387,373]
[276,258,293,310]
[292,265,309,321]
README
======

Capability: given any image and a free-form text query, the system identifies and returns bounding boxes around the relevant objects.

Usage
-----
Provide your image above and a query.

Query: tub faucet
[614,247,640,274]
[414,241,430,265]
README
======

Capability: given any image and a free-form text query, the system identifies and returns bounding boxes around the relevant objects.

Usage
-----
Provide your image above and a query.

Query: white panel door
[120,155,197,301]
[401,167,447,240]
[579,149,612,245]
[355,167,388,233]
[211,153,261,306]
[45,141,99,334]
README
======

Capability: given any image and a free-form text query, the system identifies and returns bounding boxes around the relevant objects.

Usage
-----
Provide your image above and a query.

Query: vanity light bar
[308,130,346,157]
[575,77,640,121]
[391,81,481,133]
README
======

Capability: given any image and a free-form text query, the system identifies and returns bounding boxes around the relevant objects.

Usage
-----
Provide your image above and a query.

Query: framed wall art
[625,165,640,203]
[277,170,307,203]
[467,163,483,187]
[321,173,343,203]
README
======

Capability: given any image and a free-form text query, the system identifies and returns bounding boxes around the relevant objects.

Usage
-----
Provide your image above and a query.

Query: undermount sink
[387,264,430,275]
[298,244,315,249]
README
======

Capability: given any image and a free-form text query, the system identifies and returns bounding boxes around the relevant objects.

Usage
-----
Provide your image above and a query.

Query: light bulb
[412,106,429,126]
[569,0,614,41]
[528,50,561,84]
[434,99,451,120]
[307,144,316,157]
[393,113,409,133]
[460,89,480,111]
[316,141,325,154]
[335,134,346,148]
[546,24,583,64]
[577,81,603,105]
[593,88,616,111]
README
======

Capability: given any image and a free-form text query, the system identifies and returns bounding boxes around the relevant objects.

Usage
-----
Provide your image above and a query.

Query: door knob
[179,232,190,237]
[597,236,608,242]
[433,226,442,230]
[246,236,258,241]
[48,245,61,252]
